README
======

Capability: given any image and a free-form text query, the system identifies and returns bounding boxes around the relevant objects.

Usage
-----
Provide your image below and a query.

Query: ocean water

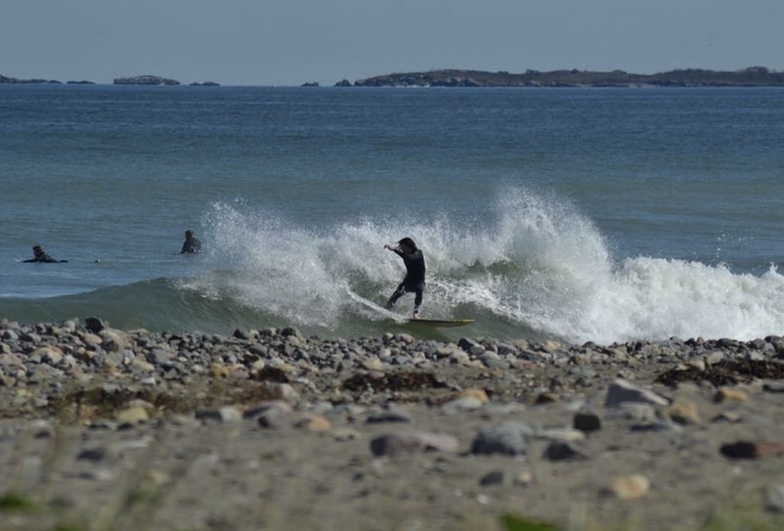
[1,84,783,344]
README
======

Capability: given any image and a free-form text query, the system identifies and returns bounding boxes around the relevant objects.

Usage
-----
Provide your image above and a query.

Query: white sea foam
[479,188,784,344]
[194,190,784,343]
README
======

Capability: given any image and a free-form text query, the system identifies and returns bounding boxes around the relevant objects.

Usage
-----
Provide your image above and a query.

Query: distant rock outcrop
[0,74,61,84]
[113,75,180,86]
[350,67,784,88]
[334,79,352,87]
[301,81,319,87]
[188,81,220,87]
[66,80,96,85]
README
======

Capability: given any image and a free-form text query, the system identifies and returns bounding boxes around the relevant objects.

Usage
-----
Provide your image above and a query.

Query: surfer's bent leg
[412,283,424,317]
[386,282,407,309]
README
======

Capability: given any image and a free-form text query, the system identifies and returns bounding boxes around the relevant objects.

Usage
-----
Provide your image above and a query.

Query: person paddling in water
[23,245,68,263]
[384,237,425,319]
[180,229,202,254]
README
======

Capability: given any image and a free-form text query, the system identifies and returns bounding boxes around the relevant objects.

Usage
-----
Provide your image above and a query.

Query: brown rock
[664,399,701,425]
[714,387,748,403]
[294,413,332,433]
[370,432,459,458]
[460,388,489,403]
[610,474,650,500]
[720,440,784,459]
[534,392,559,405]
[115,406,149,425]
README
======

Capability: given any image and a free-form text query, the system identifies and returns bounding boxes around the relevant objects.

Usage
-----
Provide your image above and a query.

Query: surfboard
[345,289,473,327]
[345,288,407,322]
[406,318,474,328]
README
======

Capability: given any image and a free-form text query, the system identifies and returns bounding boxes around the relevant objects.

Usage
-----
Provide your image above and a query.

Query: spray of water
[181,188,784,343]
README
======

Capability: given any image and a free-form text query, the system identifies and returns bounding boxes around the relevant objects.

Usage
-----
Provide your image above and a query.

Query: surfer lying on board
[384,237,425,319]
[23,245,68,263]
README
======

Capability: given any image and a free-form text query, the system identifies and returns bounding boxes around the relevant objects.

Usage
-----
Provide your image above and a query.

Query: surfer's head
[397,237,417,251]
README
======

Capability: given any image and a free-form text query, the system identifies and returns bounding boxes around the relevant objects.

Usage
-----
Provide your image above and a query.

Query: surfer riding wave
[384,237,425,319]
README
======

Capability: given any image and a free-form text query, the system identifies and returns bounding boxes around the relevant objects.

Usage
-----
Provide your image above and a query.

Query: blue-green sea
[2,85,783,344]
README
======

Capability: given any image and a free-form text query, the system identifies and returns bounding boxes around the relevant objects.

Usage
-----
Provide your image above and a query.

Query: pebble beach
[3,317,784,530]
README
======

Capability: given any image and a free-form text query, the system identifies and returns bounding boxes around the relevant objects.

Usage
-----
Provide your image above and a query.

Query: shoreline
[2,317,784,529]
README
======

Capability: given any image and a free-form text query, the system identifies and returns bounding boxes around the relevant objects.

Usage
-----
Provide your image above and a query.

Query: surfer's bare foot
[412,310,420,320]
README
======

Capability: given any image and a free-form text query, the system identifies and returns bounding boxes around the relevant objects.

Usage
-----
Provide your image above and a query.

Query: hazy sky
[2,0,782,86]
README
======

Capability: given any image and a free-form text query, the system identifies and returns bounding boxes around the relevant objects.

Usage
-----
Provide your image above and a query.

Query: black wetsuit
[24,254,66,263]
[386,248,426,311]
[181,237,202,254]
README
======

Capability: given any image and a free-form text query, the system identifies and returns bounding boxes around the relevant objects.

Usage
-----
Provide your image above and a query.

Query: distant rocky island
[0,74,66,85]
[113,75,220,87]
[0,73,218,86]
[345,66,784,88]
[113,75,180,86]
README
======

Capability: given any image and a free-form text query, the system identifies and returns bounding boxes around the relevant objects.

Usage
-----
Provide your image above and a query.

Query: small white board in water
[406,318,474,328]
